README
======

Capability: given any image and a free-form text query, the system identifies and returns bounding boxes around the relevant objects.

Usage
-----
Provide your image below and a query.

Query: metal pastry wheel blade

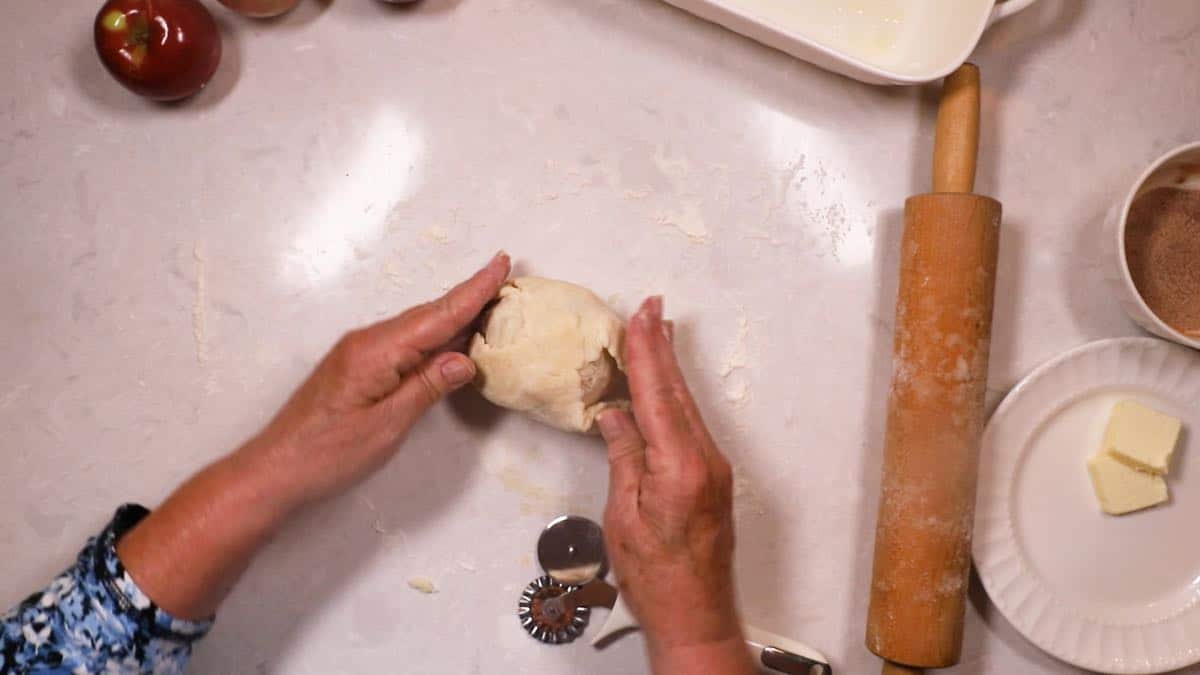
[537,515,608,585]
[517,575,591,644]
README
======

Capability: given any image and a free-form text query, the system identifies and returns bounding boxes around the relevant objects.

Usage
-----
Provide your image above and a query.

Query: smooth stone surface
[2,1,1199,672]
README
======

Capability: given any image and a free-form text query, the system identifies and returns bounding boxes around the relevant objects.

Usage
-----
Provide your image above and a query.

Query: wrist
[648,634,756,675]
[225,439,309,521]
[115,443,301,619]
[636,575,744,650]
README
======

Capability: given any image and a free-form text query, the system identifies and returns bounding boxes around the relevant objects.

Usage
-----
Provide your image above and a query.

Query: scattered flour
[655,203,709,243]
[482,443,593,517]
[421,224,451,245]
[720,312,751,378]
[732,465,767,517]
[720,311,753,408]
[723,376,751,409]
[750,154,862,262]
[191,242,208,365]
[190,241,220,395]
[380,261,410,289]
[651,144,711,243]
[356,494,389,534]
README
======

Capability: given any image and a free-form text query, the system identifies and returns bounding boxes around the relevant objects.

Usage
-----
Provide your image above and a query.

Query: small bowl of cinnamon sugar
[1110,142,1200,350]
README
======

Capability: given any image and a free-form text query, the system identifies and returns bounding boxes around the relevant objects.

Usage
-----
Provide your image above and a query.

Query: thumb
[597,409,646,508]
[374,352,477,435]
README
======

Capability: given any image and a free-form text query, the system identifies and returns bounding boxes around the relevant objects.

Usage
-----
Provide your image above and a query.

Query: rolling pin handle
[932,63,981,194]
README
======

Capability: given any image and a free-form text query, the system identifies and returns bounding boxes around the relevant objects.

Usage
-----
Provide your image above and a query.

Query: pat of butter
[1103,400,1182,475]
[1087,452,1168,515]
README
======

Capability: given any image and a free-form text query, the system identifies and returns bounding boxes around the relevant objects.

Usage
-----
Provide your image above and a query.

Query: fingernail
[596,410,622,440]
[491,250,510,267]
[661,320,675,343]
[440,356,475,387]
[637,296,663,324]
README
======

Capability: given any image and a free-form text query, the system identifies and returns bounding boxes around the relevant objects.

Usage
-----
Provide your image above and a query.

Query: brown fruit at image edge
[94,0,222,101]
[217,0,301,19]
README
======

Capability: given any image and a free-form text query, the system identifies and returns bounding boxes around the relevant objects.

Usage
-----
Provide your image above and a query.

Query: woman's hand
[597,297,755,675]
[244,251,510,507]
[117,253,509,620]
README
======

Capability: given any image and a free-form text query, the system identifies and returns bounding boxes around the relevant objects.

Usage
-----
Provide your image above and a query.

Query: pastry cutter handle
[592,593,833,674]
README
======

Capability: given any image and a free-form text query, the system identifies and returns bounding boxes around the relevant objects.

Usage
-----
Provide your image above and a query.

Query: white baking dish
[660,0,1041,85]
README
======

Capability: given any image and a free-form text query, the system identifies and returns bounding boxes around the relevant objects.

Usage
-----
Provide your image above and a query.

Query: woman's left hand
[244,251,510,508]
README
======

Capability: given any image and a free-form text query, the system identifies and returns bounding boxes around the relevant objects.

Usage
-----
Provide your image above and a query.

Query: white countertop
[2,1,1199,673]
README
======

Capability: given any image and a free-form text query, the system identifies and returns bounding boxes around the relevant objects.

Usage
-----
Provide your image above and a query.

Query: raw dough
[469,277,627,433]
[406,576,438,594]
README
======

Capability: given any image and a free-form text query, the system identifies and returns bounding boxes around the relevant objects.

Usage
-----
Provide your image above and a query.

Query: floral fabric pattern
[1,505,211,674]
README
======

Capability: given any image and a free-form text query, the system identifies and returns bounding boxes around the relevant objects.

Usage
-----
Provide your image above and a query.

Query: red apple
[94,0,222,101]
[217,0,300,19]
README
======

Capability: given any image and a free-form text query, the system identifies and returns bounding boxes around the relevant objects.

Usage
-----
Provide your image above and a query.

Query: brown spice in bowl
[1125,187,1200,338]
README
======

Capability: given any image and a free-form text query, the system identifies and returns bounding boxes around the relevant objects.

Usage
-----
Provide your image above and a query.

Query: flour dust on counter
[719,308,756,412]
[650,144,713,244]
[719,310,752,378]
[480,441,597,518]
[731,464,768,518]
[191,241,209,366]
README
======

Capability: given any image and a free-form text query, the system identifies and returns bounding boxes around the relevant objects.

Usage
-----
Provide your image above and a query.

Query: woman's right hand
[596,297,755,675]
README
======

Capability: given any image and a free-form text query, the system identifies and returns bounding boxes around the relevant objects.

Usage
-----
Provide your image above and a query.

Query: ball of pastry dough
[469,277,628,433]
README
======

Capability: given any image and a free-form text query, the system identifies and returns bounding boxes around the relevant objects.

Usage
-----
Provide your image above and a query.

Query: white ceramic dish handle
[593,594,832,673]
[987,0,1041,27]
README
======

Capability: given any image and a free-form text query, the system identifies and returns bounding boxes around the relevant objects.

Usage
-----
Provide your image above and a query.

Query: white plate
[974,338,1200,674]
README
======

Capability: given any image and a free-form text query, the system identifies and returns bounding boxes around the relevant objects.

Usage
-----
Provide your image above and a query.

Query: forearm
[649,635,758,675]
[116,439,299,620]
[2,505,213,673]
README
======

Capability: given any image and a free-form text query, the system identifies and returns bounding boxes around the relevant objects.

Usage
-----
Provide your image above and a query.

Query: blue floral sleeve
[1,504,212,674]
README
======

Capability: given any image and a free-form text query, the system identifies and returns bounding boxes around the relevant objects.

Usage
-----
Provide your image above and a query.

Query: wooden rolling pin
[865,63,1002,674]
